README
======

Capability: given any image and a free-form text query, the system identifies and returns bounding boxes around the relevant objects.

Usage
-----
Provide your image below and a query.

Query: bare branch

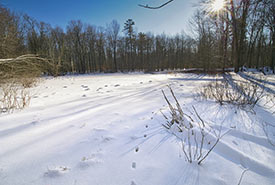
[139,0,174,9]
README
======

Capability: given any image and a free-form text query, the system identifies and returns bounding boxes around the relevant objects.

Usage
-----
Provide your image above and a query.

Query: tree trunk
[113,46,117,72]
[271,31,275,73]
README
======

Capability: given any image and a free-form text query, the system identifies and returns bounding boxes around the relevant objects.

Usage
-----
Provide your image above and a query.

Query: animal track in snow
[78,153,103,169]
[44,166,70,178]
[131,180,137,185]
[132,162,136,169]
[81,85,88,88]
[101,136,115,143]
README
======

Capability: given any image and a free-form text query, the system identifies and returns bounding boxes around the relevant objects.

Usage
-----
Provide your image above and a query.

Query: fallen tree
[0,54,54,82]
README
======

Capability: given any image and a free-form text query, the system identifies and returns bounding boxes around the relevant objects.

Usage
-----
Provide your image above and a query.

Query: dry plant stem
[198,138,220,165]
[197,130,205,161]
[181,140,191,163]
[262,122,275,146]
[192,106,206,127]
[188,130,192,163]
[237,169,249,185]
[194,132,199,160]
[198,129,231,165]
[162,87,230,165]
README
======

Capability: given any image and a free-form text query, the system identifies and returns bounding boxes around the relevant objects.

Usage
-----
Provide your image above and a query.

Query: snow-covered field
[0,72,274,185]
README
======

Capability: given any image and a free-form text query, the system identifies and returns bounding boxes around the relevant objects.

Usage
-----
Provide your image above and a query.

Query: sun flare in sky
[211,0,225,12]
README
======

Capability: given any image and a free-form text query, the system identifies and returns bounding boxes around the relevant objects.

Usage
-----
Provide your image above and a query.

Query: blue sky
[2,0,199,35]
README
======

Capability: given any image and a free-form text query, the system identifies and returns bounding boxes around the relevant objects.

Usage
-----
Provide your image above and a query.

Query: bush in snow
[162,87,229,165]
[199,79,265,109]
[0,80,32,113]
[0,54,50,113]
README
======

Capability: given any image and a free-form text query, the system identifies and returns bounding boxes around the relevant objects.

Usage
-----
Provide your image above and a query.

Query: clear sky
[2,0,199,35]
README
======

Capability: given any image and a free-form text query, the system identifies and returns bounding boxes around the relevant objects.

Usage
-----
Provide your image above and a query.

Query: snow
[0,72,274,185]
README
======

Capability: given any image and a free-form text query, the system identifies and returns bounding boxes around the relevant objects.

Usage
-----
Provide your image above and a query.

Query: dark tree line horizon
[0,0,274,76]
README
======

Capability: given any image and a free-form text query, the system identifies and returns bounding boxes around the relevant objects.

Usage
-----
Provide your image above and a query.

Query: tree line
[0,0,274,75]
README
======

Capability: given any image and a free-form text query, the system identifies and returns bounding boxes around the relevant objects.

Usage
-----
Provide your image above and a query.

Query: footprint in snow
[101,136,115,143]
[132,162,136,169]
[44,166,70,178]
[130,136,139,140]
[93,128,106,132]
[78,154,103,169]
[30,121,38,125]
[79,123,86,128]
[131,181,137,185]
[0,168,7,179]
[81,85,89,88]
[114,84,120,87]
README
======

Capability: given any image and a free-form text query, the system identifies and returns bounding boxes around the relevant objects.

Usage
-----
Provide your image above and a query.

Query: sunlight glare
[211,0,225,12]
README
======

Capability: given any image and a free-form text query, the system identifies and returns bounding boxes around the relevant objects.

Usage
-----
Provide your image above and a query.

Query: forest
[1,1,275,185]
[0,0,274,75]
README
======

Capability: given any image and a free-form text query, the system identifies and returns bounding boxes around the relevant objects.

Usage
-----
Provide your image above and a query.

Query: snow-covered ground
[0,72,274,185]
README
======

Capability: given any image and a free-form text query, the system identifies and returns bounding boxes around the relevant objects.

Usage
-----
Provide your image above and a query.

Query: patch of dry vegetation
[162,87,229,165]
[0,54,53,113]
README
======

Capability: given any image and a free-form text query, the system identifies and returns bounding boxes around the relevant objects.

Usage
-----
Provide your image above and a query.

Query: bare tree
[0,5,25,58]
[66,20,85,73]
[123,19,136,71]
[96,26,106,72]
[266,0,275,73]
[106,20,120,72]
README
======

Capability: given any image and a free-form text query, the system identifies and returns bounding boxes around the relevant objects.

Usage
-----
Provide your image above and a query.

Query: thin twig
[138,0,174,9]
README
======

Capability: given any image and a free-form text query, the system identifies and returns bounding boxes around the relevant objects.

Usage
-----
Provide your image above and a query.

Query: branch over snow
[0,54,54,81]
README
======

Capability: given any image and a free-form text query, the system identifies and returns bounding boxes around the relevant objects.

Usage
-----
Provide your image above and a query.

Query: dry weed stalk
[0,80,32,113]
[0,54,51,113]
[162,87,229,165]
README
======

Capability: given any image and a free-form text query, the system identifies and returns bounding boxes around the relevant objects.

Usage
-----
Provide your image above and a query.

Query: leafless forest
[0,0,274,75]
